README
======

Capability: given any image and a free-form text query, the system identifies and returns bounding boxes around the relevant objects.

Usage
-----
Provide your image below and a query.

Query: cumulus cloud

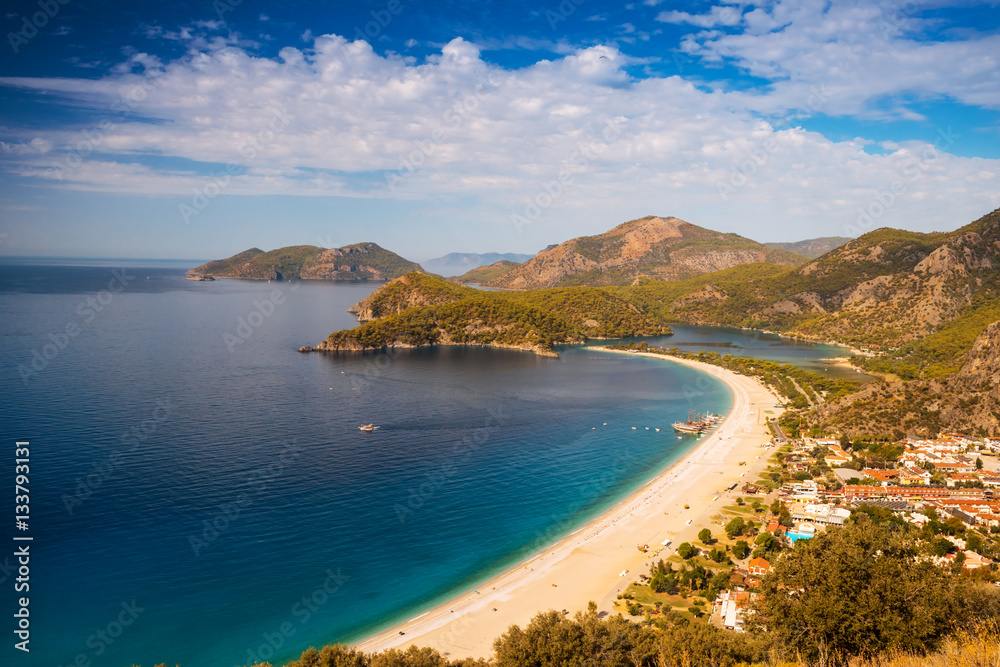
[0,14,998,241]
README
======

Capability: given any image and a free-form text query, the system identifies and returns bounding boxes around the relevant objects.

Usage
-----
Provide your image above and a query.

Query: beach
[354,350,782,659]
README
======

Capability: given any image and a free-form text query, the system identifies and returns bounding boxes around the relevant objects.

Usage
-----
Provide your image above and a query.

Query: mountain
[190,243,425,281]
[619,207,1000,436]
[421,252,533,277]
[484,216,807,289]
[765,236,852,259]
[637,208,1000,350]
[816,320,1000,438]
[452,260,522,284]
[307,273,671,356]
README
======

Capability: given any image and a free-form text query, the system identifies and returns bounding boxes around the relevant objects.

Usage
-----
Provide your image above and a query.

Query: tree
[754,531,776,552]
[735,497,745,506]
[747,518,980,665]
[976,457,984,470]
[732,540,750,559]
[725,517,746,539]
[933,537,953,557]
[698,528,712,544]
[677,542,696,559]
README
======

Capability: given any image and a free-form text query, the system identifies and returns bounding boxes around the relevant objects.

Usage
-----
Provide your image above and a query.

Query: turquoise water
[0,264,849,667]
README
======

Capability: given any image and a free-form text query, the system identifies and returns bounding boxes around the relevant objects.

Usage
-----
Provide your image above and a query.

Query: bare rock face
[301,245,388,281]
[485,215,799,289]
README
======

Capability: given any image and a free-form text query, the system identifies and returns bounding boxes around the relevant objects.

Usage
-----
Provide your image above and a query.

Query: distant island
[187,242,426,281]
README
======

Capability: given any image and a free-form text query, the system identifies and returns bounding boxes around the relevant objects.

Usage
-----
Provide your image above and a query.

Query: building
[748,558,771,577]
[790,502,852,526]
[844,485,988,502]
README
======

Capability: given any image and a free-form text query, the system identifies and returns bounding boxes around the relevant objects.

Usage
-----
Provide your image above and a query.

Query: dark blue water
[0,264,845,667]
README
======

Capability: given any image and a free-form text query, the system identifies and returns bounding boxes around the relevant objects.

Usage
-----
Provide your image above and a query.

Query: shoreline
[351,349,783,660]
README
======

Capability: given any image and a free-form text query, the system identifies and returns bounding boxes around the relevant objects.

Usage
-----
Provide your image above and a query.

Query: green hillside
[316,273,671,354]
[452,260,521,284]
[191,243,424,281]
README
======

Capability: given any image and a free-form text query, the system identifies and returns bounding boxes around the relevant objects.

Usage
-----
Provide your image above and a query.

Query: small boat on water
[359,423,379,432]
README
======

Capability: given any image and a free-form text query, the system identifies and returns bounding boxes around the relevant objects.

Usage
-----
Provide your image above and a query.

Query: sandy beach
[353,350,782,659]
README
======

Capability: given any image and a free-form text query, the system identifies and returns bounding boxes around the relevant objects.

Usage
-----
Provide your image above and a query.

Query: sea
[0,261,853,667]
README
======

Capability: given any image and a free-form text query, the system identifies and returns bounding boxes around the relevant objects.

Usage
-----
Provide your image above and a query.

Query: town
[619,430,1000,632]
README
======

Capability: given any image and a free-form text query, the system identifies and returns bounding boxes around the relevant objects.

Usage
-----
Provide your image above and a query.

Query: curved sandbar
[354,350,782,659]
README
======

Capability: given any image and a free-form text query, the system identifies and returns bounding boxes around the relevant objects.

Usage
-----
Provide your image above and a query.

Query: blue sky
[1,0,998,262]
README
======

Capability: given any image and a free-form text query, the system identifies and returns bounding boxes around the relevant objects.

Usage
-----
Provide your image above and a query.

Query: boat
[359,424,379,432]
[672,420,704,434]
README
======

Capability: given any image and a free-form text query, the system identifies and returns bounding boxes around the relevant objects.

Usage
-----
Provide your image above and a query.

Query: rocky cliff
[485,216,805,289]
[816,320,1000,438]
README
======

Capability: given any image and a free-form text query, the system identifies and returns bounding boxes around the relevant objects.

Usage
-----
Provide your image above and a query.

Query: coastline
[352,349,783,660]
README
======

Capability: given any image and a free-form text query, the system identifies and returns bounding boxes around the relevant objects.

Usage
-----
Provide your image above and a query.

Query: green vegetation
[320,274,671,354]
[248,520,1000,667]
[192,243,425,281]
[606,342,862,408]
[452,260,521,284]
[749,516,1000,665]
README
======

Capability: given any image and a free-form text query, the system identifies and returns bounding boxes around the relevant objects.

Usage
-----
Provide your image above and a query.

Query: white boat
[359,424,379,432]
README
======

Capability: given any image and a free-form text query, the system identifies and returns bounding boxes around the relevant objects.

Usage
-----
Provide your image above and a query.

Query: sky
[0,0,999,262]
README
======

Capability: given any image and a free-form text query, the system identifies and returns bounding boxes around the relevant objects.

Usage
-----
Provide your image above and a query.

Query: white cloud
[669,0,1000,118]
[657,6,743,28]
[0,22,997,242]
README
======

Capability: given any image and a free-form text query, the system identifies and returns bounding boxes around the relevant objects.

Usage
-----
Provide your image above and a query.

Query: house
[946,473,981,488]
[716,589,752,632]
[791,502,852,526]
[898,466,932,486]
[862,468,900,484]
[748,557,771,577]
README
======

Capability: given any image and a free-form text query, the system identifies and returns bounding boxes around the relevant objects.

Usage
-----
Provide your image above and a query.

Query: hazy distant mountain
[191,243,425,281]
[765,236,852,259]
[422,252,533,277]
[485,215,807,289]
